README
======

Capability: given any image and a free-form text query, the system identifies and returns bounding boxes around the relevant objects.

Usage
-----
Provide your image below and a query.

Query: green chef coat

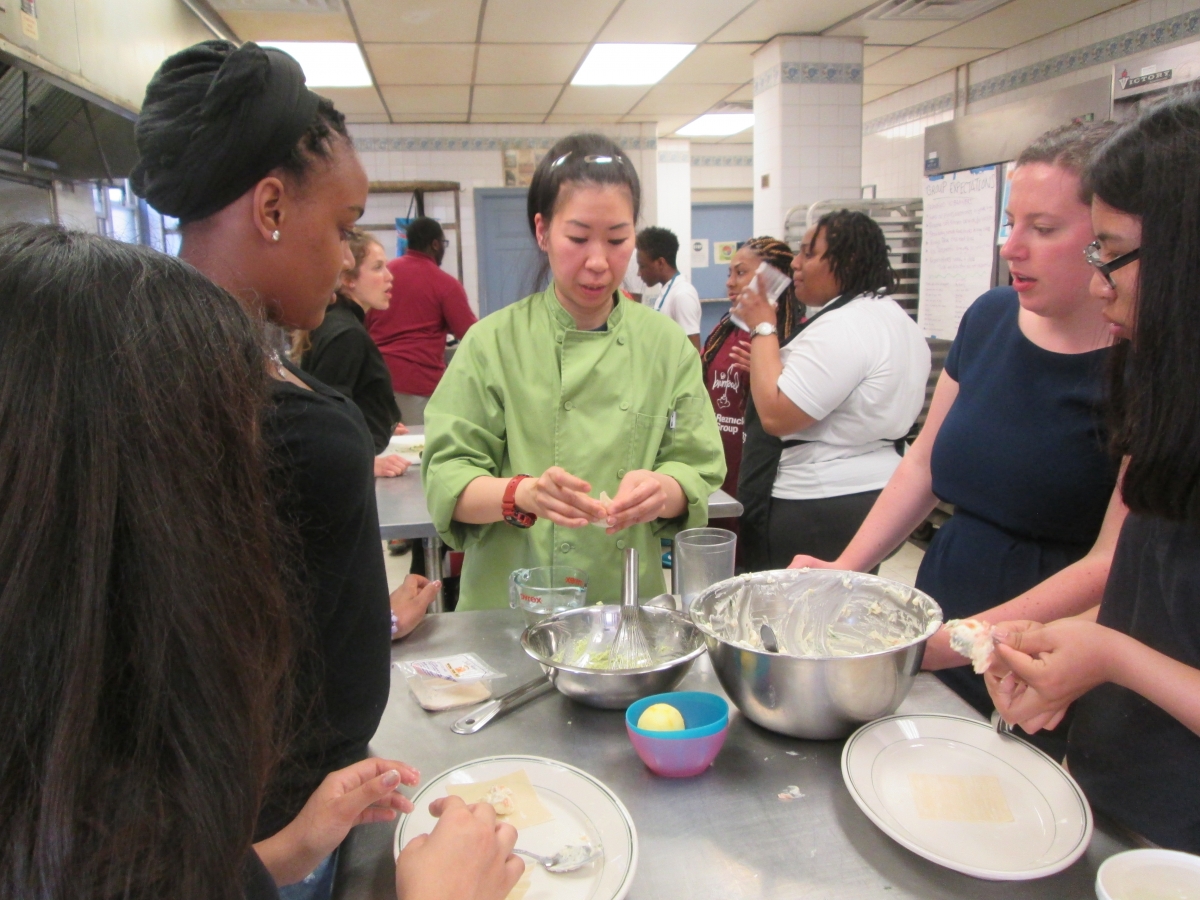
[422,284,726,610]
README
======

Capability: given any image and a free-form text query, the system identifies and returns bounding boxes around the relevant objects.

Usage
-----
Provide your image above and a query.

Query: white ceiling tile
[544,113,625,123]
[314,87,388,116]
[347,0,482,43]
[471,84,561,114]
[474,44,587,84]
[345,113,392,122]
[655,115,695,135]
[630,82,742,115]
[553,85,647,115]
[660,43,757,85]
[366,44,476,84]
[711,0,877,42]
[598,0,755,43]
[863,83,908,103]
[826,18,951,45]
[866,46,993,86]
[381,85,471,113]
[470,113,549,122]
[221,10,357,41]
[722,82,753,103]
[864,45,905,66]
[481,0,620,42]
[916,0,1131,50]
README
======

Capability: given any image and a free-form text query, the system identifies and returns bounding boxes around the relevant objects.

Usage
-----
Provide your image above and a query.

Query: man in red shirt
[366,217,477,425]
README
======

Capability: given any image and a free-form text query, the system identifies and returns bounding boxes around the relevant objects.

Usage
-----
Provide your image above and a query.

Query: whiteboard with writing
[918,166,999,340]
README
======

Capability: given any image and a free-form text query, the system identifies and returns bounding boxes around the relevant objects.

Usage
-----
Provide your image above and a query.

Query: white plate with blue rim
[393,755,637,900]
[841,714,1092,880]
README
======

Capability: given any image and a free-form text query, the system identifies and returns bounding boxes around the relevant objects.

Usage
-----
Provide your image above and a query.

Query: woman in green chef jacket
[422,133,725,610]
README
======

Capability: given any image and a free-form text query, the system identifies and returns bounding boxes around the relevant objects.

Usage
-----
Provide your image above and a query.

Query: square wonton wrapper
[908,773,1015,823]
[445,769,554,830]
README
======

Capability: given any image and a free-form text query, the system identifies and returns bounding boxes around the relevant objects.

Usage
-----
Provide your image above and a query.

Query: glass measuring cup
[508,566,589,627]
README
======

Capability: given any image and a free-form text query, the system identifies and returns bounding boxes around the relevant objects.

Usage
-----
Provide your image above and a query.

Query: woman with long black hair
[0,225,521,900]
[987,94,1200,853]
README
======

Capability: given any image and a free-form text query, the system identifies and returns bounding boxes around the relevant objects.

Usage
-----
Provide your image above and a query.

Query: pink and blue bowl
[625,691,730,777]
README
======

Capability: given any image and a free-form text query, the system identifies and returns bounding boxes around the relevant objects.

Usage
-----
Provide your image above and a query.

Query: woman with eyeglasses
[789,122,1126,736]
[421,133,725,610]
[985,95,1200,853]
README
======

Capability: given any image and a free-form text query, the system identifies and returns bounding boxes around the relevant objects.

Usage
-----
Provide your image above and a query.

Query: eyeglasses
[1084,241,1140,290]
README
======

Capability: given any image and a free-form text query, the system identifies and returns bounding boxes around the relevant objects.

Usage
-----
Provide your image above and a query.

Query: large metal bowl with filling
[522,605,707,709]
[689,569,943,739]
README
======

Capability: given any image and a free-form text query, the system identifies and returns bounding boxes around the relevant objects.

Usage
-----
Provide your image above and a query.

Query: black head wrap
[131,40,322,223]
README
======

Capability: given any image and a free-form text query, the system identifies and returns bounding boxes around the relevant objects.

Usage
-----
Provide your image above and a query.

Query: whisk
[609,547,654,669]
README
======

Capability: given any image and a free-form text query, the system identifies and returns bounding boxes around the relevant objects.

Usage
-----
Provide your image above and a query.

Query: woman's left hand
[605,470,680,533]
[730,276,774,331]
[391,574,441,640]
[728,340,752,372]
[255,758,420,886]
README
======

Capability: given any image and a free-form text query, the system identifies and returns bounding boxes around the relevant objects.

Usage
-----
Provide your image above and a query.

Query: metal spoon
[760,622,780,653]
[990,709,1019,742]
[643,593,679,611]
[513,843,603,873]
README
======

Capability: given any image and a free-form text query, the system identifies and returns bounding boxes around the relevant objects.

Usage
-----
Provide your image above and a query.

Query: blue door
[691,202,753,341]
[474,188,546,317]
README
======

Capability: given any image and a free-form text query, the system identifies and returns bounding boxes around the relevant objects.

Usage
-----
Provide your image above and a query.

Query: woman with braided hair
[731,210,930,571]
[701,236,804,500]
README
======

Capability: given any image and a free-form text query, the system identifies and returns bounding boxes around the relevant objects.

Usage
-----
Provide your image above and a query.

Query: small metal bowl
[690,569,943,739]
[521,605,707,709]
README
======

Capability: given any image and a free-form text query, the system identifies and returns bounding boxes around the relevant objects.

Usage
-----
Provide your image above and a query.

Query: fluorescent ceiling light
[258,42,372,88]
[572,43,696,86]
[676,113,754,137]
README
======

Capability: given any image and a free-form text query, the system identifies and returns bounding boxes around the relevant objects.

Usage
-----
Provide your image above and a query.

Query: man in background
[635,226,701,351]
[367,216,477,425]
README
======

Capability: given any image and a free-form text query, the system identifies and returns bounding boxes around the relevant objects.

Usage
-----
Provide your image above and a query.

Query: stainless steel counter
[334,610,1132,900]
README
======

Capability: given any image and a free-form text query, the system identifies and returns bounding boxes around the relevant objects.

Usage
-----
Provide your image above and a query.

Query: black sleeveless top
[1069,512,1200,851]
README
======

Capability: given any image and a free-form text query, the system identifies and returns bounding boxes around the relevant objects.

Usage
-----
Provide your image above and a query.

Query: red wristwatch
[502,474,537,528]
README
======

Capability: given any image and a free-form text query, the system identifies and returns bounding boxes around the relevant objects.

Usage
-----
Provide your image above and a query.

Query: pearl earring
[272,230,280,242]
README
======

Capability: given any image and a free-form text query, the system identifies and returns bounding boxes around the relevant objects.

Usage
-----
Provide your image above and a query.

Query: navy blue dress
[916,288,1118,713]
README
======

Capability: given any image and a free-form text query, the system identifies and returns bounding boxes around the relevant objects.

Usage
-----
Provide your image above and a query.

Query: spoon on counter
[513,843,603,873]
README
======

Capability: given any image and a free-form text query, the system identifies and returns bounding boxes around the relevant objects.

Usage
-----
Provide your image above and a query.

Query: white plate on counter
[841,714,1092,881]
[384,434,425,463]
[394,755,638,900]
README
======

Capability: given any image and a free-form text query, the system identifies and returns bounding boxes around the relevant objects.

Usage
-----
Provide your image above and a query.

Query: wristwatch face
[753,322,776,336]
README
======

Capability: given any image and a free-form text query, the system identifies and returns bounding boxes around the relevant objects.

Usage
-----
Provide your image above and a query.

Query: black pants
[765,489,882,569]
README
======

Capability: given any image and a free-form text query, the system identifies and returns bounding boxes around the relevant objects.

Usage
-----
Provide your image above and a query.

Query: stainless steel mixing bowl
[689,569,943,739]
[521,605,707,709]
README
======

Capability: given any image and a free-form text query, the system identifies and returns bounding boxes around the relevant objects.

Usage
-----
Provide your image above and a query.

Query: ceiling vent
[865,0,1012,20]
[207,0,342,11]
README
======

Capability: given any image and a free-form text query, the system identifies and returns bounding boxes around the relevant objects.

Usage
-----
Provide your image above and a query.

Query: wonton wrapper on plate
[445,769,554,830]
[909,773,1015,823]
[945,618,996,674]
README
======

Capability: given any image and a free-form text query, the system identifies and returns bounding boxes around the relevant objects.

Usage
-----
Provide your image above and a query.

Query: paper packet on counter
[731,261,792,331]
[396,653,505,711]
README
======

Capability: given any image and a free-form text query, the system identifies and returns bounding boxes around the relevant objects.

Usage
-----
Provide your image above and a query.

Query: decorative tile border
[863,7,1200,135]
[863,92,955,136]
[657,150,690,164]
[692,154,753,167]
[754,61,864,95]
[352,136,657,153]
[969,8,1200,103]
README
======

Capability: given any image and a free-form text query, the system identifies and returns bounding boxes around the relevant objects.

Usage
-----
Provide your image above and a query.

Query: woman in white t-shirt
[730,210,930,568]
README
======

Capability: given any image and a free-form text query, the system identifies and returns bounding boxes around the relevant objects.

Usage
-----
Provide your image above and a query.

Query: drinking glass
[673,528,736,612]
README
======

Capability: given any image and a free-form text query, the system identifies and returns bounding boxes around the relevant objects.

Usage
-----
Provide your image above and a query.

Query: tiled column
[655,137,692,281]
[753,36,864,241]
